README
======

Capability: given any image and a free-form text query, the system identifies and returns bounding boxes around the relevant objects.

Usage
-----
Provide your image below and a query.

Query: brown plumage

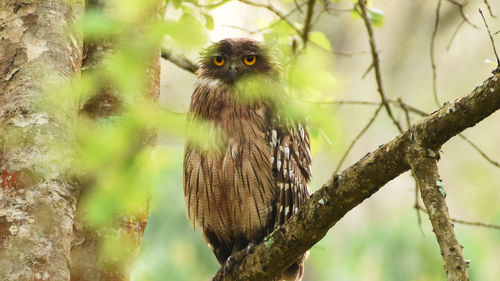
[183,38,312,281]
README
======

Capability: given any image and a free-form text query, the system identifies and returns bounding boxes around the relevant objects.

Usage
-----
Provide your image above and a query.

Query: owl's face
[198,38,278,84]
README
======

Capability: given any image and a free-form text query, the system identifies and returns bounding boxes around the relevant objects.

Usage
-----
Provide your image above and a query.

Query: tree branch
[431,0,443,106]
[237,0,302,35]
[407,147,470,281]
[301,0,316,47]
[357,0,404,132]
[161,47,198,74]
[211,72,500,281]
[446,0,478,28]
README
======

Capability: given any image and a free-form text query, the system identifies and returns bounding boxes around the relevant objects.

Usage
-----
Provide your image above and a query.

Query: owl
[183,38,312,281]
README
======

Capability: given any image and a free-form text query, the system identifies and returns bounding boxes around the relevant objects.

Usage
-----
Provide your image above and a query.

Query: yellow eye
[213,56,224,66]
[243,55,256,66]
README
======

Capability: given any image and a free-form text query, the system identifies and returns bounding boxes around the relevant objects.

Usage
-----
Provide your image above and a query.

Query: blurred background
[129,1,500,280]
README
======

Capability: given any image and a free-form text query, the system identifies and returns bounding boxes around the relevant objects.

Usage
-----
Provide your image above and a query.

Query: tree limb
[161,47,198,74]
[211,72,500,281]
[407,147,470,281]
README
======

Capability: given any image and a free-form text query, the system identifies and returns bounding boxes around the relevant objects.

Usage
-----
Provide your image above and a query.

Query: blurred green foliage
[32,0,500,280]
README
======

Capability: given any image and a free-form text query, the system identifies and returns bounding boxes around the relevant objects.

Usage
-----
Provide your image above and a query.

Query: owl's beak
[229,64,239,81]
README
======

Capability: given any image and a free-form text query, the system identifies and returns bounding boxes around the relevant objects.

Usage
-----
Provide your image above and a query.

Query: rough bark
[69,2,164,280]
[212,73,500,281]
[407,147,470,281]
[0,1,84,280]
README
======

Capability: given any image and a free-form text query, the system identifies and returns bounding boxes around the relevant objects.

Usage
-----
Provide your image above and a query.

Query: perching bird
[183,38,312,281]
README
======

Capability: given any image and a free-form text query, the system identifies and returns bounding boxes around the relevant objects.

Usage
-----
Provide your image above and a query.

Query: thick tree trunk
[0,1,84,281]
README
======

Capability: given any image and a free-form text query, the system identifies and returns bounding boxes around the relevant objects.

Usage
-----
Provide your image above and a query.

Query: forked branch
[211,72,500,280]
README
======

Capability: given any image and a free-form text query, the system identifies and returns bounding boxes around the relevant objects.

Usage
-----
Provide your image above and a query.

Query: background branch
[415,205,500,230]
[237,0,302,35]
[357,0,403,132]
[431,0,443,106]
[301,0,316,47]
[446,0,478,28]
[161,48,198,74]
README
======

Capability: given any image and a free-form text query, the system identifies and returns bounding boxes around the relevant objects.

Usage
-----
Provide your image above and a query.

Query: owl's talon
[223,256,235,275]
[246,243,255,255]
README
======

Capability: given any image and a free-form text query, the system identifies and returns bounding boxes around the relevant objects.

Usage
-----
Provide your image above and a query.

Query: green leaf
[203,13,215,30]
[368,7,385,27]
[82,8,121,39]
[309,31,332,51]
[164,13,207,49]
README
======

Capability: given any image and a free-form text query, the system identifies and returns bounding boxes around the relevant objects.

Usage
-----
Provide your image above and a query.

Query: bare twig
[446,0,478,28]
[479,9,500,71]
[446,20,465,51]
[222,22,371,57]
[237,0,302,35]
[398,98,411,130]
[333,103,383,174]
[416,205,500,230]
[357,0,403,132]
[302,0,316,47]
[484,0,496,17]
[451,218,500,230]
[323,0,354,14]
[294,0,303,13]
[458,134,500,167]
[196,0,230,9]
[361,62,374,79]
[431,0,442,106]
[305,98,500,168]
[407,148,470,281]
[304,99,428,116]
[221,3,303,36]
[332,49,372,57]
[161,47,198,74]
[413,179,426,236]
[220,24,262,34]
[312,2,352,30]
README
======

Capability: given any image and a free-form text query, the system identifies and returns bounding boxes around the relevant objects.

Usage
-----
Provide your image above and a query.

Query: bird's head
[198,38,280,85]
